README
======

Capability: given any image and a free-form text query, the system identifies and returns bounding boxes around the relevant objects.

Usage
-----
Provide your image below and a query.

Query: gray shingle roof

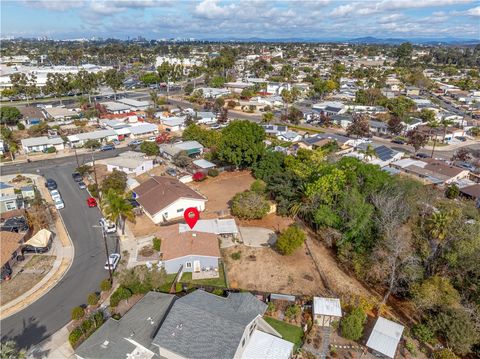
[152,290,267,359]
[75,292,175,359]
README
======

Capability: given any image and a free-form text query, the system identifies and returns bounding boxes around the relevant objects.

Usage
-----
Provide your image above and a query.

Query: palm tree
[360,144,377,161]
[427,119,440,158]
[440,118,454,143]
[101,190,135,235]
[262,112,274,123]
[426,211,449,242]
[149,90,159,109]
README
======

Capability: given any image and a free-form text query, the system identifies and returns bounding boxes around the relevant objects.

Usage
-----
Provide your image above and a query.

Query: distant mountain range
[203,36,479,45]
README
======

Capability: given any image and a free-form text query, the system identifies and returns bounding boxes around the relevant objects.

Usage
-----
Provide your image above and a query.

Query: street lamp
[93,225,113,284]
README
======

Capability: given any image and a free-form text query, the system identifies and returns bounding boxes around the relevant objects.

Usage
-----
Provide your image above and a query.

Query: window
[177,208,184,213]
[185,261,192,269]
[5,201,16,211]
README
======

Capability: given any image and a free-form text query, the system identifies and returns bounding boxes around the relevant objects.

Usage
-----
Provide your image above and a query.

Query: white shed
[313,297,342,326]
[366,317,404,358]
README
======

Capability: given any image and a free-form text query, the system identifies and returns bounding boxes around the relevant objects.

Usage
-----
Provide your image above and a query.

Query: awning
[25,228,52,248]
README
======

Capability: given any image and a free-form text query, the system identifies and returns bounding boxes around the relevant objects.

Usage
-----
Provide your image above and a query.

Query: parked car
[72,172,83,182]
[457,162,476,171]
[146,136,157,142]
[77,181,87,190]
[87,197,97,207]
[54,197,65,209]
[416,153,430,159]
[110,139,120,146]
[99,218,117,234]
[455,136,467,142]
[166,167,177,177]
[45,178,57,190]
[50,189,62,201]
[104,253,121,271]
[128,139,143,147]
[391,139,405,145]
[360,137,373,143]
[100,144,115,151]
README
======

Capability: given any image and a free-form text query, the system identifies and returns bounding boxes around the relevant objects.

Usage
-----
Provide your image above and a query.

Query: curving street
[0,153,120,349]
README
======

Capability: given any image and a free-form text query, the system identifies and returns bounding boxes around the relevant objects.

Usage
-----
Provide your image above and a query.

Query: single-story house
[198,87,230,99]
[312,101,346,116]
[406,86,420,96]
[369,120,389,135]
[160,141,204,159]
[196,111,216,124]
[347,144,404,167]
[330,114,353,129]
[277,131,302,142]
[75,292,176,359]
[178,218,238,236]
[160,117,186,132]
[44,106,78,121]
[116,98,150,111]
[262,125,288,135]
[20,186,35,200]
[459,183,480,208]
[390,158,470,185]
[192,159,216,170]
[101,101,131,114]
[313,297,342,327]
[152,290,293,359]
[300,133,358,150]
[159,225,221,274]
[366,317,404,359]
[67,129,117,147]
[102,151,154,176]
[0,182,21,213]
[127,123,159,139]
[1,231,25,280]
[133,176,206,224]
[21,136,65,153]
[19,106,47,124]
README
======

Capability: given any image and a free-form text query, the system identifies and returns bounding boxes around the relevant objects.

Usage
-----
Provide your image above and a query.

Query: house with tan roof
[158,225,220,274]
[133,176,206,224]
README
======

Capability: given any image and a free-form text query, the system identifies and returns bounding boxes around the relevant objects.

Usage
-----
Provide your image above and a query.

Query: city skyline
[1,0,479,41]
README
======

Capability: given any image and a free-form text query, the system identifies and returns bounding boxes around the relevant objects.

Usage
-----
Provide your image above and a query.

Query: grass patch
[275,123,324,134]
[180,265,227,288]
[264,317,304,350]
[158,273,178,293]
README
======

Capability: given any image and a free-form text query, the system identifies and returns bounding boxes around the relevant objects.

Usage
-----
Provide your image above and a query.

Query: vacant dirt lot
[188,171,255,218]
[223,244,327,296]
[0,255,56,306]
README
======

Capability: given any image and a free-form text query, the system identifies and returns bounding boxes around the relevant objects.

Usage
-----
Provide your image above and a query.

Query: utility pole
[91,153,100,199]
[166,74,170,104]
[103,229,113,284]
[74,147,80,169]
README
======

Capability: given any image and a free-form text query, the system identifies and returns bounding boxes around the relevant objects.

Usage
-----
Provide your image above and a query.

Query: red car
[87,197,97,207]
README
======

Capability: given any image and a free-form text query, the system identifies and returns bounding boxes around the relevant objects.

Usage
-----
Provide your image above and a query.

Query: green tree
[412,276,460,310]
[231,190,270,219]
[396,42,413,66]
[101,169,128,194]
[0,340,26,359]
[83,139,101,150]
[250,179,266,194]
[44,73,71,104]
[286,107,303,124]
[276,225,306,255]
[104,69,125,100]
[346,114,370,138]
[87,293,99,306]
[253,151,286,182]
[445,184,460,199]
[101,189,135,234]
[217,120,265,168]
[419,109,435,123]
[428,308,479,355]
[387,116,404,135]
[209,76,225,88]
[341,307,366,341]
[0,106,21,125]
[262,111,274,123]
[406,129,428,153]
[139,141,159,156]
[139,72,160,85]
[173,151,192,168]
[182,123,221,148]
[433,349,460,359]
[71,306,85,321]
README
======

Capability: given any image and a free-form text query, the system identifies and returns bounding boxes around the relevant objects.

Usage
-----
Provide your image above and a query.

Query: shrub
[230,251,241,260]
[405,341,416,355]
[101,170,127,194]
[87,293,99,306]
[276,225,306,255]
[212,288,224,296]
[341,307,366,341]
[433,349,460,359]
[112,313,122,320]
[46,147,56,153]
[140,141,159,156]
[100,278,112,292]
[81,318,93,333]
[88,184,99,198]
[250,179,266,194]
[412,323,434,344]
[207,168,219,177]
[231,190,270,219]
[71,306,85,321]
[92,311,104,327]
[110,287,132,307]
[68,327,83,347]
[445,184,460,199]
[193,172,207,181]
[17,123,25,130]
[285,304,301,320]
[152,237,161,251]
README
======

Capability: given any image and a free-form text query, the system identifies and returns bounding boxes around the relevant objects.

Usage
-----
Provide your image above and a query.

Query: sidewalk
[26,324,75,359]
[0,174,74,320]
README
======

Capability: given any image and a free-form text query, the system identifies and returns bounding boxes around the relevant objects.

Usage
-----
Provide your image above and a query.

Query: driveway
[0,159,118,349]
[239,226,277,247]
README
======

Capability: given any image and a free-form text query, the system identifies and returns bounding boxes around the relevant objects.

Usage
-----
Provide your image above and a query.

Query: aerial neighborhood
[0,3,480,359]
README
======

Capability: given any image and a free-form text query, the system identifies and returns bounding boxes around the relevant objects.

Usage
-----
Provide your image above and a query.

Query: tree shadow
[1,315,51,357]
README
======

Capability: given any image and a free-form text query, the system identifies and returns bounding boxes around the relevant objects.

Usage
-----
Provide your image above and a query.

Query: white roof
[313,297,342,317]
[393,158,426,169]
[129,123,157,135]
[366,317,404,358]
[101,101,131,112]
[116,98,150,108]
[21,136,63,147]
[179,219,238,235]
[193,159,216,169]
[241,329,293,359]
[162,117,186,126]
[103,156,148,170]
[68,129,116,142]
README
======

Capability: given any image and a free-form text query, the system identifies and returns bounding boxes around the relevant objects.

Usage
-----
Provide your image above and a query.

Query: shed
[193,159,216,169]
[366,317,404,358]
[241,329,294,359]
[270,293,296,302]
[313,297,342,326]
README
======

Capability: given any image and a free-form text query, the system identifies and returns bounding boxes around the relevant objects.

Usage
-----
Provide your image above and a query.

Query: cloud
[194,0,236,19]
[464,6,480,16]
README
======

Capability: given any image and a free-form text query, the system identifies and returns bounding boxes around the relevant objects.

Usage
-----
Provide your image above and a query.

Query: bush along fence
[69,311,105,348]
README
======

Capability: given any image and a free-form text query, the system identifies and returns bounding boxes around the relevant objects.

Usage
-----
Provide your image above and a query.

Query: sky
[1,0,479,40]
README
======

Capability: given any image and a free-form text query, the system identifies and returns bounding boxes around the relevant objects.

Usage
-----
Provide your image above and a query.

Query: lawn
[180,265,227,288]
[264,317,304,349]
[158,273,179,293]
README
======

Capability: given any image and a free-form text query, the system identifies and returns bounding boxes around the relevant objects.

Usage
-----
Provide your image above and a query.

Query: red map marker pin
[184,207,199,229]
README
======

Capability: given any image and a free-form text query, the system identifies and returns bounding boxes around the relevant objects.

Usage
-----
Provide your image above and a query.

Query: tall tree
[428,119,440,158]
[104,69,125,100]
[346,114,370,138]
[406,129,428,153]
[387,116,404,135]
[101,189,135,235]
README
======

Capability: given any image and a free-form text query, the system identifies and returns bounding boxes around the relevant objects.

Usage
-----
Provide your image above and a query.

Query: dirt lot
[188,171,255,218]
[136,164,167,183]
[0,255,56,306]
[128,213,158,238]
[223,244,326,296]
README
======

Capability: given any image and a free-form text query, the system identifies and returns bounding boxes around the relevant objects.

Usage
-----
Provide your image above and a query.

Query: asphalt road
[0,155,119,349]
